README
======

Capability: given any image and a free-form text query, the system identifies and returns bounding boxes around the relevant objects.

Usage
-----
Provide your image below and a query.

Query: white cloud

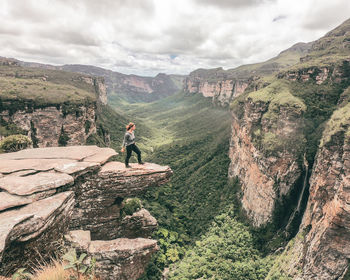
[0,0,348,76]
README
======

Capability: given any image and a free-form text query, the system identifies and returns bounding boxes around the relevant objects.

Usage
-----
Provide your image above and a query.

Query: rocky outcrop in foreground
[65,230,158,280]
[0,146,172,279]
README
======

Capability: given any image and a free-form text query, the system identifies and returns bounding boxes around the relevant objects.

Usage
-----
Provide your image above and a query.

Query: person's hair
[126,122,135,131]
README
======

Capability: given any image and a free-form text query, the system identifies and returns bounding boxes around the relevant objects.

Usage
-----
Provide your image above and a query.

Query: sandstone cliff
[0,146,172,280]
[228,80,306,226]
[228,18,350,279]
[184,42,312,106]
[0,61,108,147]
[267,88,350,279]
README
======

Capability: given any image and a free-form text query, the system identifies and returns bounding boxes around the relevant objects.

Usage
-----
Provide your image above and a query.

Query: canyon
[0,17,349,280]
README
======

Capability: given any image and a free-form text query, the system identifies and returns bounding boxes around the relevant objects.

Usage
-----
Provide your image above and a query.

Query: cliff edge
[0,145,172,280]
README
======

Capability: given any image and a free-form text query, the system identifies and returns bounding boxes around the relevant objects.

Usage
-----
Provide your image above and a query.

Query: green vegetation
[168,211,273,280]
[58,126,70,146]
[266,229,310,280]
[320,93,350,147]
[122,198,142,216]
[0,76,95,107]
[0,118,27,138]
[62,249,96,279]
[12,268,32,280]
[0,134,32,153]
[111,92,272,279]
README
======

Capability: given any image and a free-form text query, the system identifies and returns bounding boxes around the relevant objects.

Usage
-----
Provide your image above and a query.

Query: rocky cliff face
[228,18,350,279]
[183,42,312,106]
[0,146,172,279]
[228,81,306,226]
[70,67,182,103]
[184,72,250,106]
[299,105,350,279]
[0,62,109,147]
[0,104,97,147]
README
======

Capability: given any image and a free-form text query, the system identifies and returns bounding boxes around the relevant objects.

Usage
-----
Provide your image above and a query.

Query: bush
[122,198,142,216]
[0,134,32,153]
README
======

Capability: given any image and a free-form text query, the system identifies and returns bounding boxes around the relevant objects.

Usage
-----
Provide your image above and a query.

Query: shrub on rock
[0,134,32,153]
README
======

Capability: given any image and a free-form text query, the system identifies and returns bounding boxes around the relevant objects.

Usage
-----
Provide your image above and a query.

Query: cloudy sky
[1,0,349,76]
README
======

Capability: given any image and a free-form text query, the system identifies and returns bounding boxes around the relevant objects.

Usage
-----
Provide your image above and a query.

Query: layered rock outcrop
[65,230,158,280]
[0,146,172,279]
[184,72,250,106]
[230,19,350,279]
[0,104,97,147]
[183,42,312,106]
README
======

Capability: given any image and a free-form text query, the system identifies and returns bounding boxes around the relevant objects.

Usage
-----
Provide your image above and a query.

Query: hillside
[19,61,184,103]
[0,59,131,151]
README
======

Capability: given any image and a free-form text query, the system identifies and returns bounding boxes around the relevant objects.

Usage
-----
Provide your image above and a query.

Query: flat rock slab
[0,146,117,175]
[0,159,76,174]
[0,191,74,255]
[54,161,100,175]
[0,172,74,195]
[0,190,56,211]
[0,146,101,161]
[83,148,117,165]
[89,237,158,254]
[100,162,172,176]
[65,230,91,251]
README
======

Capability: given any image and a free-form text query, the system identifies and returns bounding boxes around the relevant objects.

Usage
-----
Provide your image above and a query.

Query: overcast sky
[0,0,349,76]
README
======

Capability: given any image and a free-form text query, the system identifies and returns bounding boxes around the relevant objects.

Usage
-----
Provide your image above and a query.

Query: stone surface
[184,73,249,106]
[0,158,76,174]
[0,145,102,161]
[0,172,74,195]
[89,238,158,280]
[0,146,171,277]
[117,209,158,238]
[282,128,350,279]
[65,230,159,280]
[71,161,173,239]
[64,230,91,251]
[0,190,56,211]
[0,192,75,275]
[0,105,97,148]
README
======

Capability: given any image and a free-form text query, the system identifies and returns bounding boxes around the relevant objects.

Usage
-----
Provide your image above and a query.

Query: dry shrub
[32,260,98,280]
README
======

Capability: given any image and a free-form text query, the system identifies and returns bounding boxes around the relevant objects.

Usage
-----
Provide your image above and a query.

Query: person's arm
[121,133,130,152]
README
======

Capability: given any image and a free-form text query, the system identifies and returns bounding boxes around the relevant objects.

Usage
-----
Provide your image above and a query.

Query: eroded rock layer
[0,146,172,279]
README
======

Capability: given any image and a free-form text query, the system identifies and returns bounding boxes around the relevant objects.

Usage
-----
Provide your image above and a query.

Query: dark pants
[125,143,142,166]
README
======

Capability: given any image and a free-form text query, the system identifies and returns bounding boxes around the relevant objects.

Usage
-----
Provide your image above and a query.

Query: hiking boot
[125,164,132,168]
[138,161,145,165]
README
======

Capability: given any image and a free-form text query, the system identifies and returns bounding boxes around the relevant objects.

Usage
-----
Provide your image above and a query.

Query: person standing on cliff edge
[121,122,144,168]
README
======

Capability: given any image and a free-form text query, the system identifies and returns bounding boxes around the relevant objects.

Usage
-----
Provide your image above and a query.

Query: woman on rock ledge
[121,122,144,168]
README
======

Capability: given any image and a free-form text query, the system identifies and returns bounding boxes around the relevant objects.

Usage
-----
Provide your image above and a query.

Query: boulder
[65,230,159,280]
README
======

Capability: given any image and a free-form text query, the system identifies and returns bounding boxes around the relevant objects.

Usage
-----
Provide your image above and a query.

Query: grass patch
[0,76,95,106]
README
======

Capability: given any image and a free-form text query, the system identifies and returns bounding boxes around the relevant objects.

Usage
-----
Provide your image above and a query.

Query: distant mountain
[18,61,184,103]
